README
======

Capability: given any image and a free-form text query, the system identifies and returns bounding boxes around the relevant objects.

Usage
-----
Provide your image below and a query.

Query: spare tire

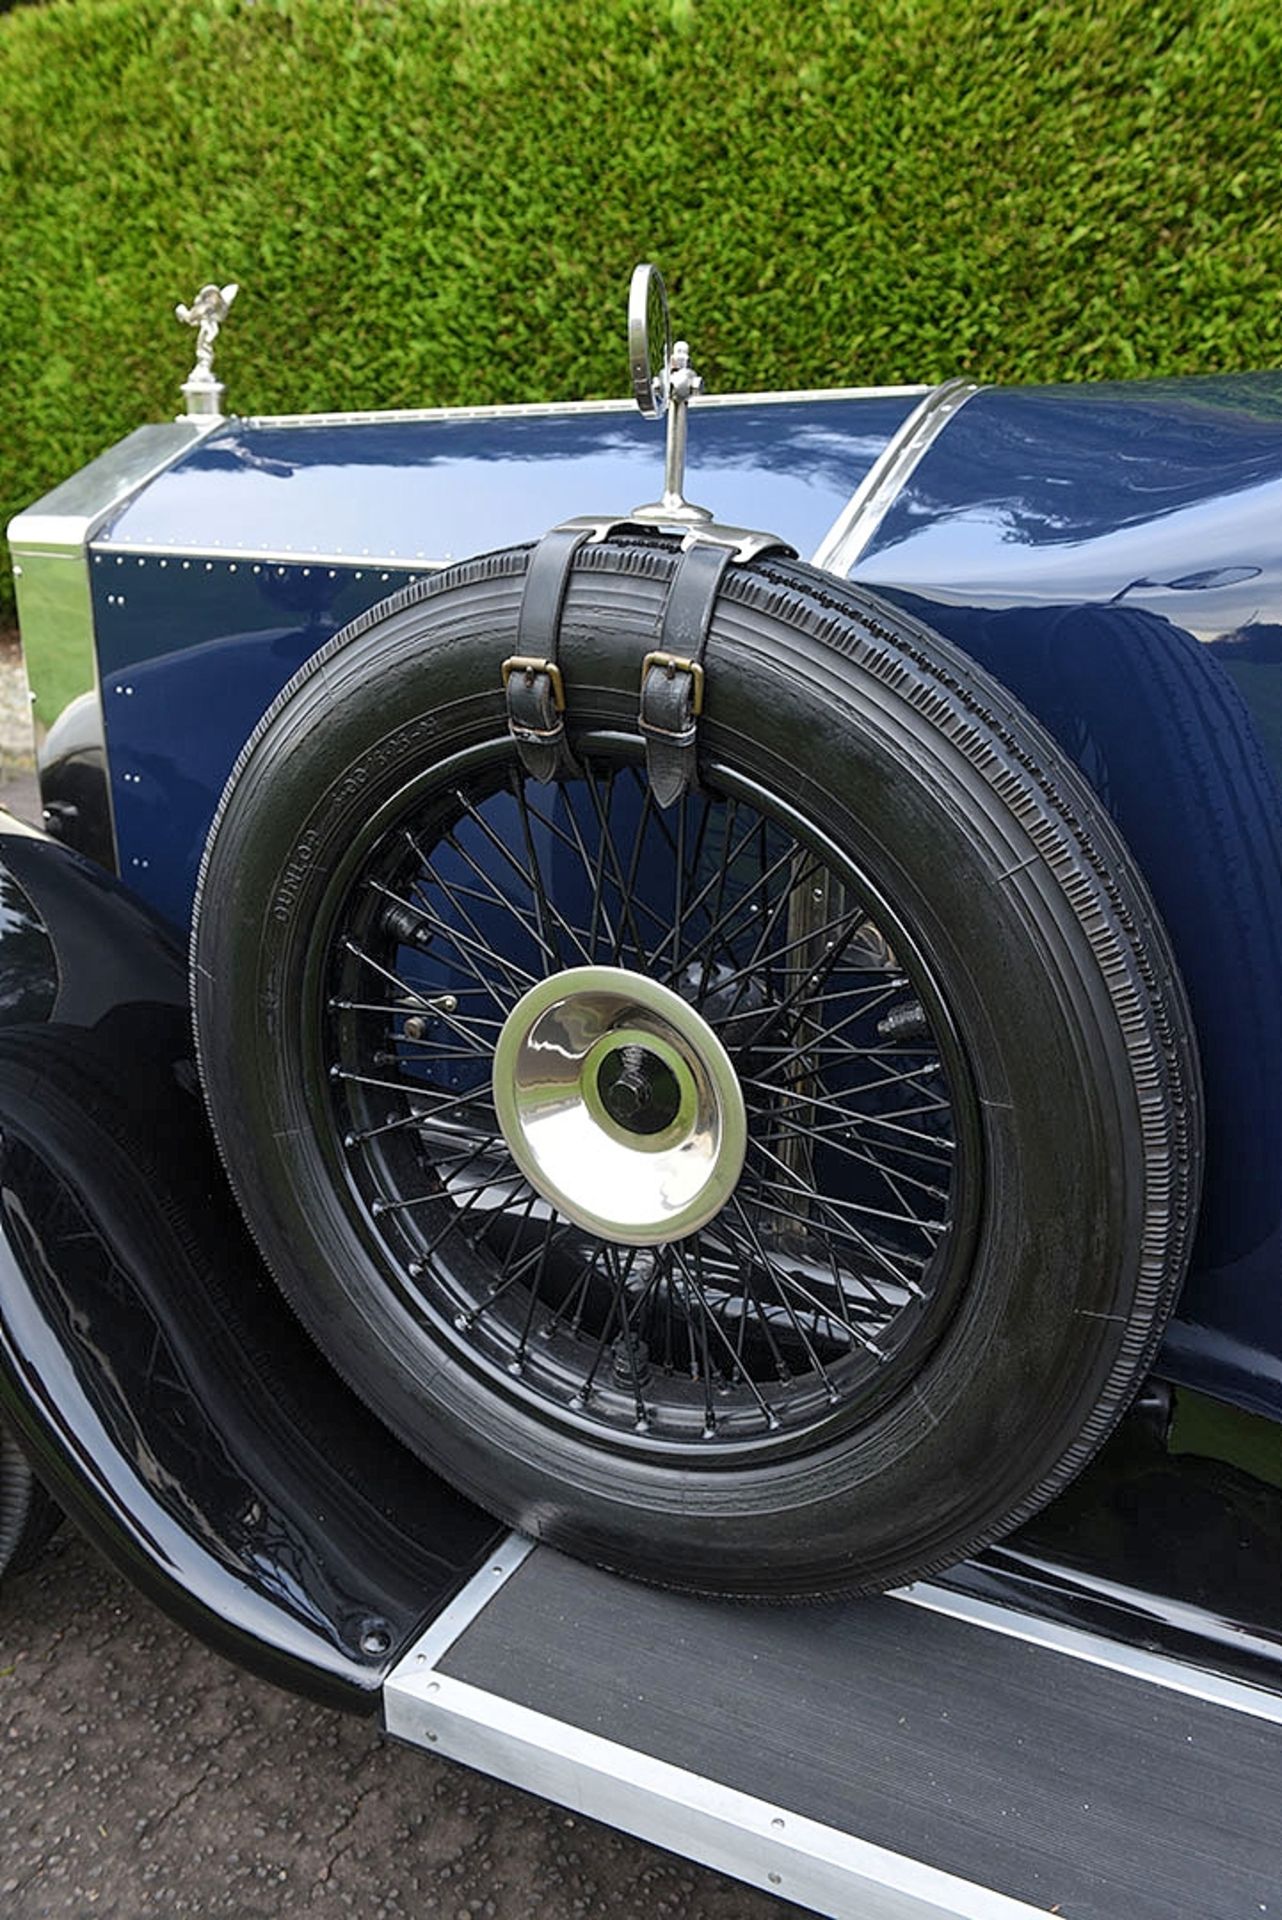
[191,538,1201,1599]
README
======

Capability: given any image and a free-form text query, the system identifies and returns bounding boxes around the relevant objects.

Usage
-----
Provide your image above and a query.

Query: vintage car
[2,268,1280,1917]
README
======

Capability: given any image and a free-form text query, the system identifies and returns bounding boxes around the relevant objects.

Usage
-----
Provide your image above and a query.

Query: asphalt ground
[0,639,803,1919]
[2,1532,808,1920]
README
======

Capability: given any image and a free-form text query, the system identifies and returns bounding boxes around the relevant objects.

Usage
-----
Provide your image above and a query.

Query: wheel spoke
[327,747,972,1455]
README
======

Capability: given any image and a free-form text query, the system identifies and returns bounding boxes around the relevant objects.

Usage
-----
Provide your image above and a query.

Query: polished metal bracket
[175,280,239,420]
[552,511,789,565]
[618,263,793,563]
[626,262,714,528]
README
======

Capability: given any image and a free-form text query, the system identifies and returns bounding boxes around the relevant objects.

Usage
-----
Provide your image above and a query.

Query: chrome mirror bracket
[627,263,713,527]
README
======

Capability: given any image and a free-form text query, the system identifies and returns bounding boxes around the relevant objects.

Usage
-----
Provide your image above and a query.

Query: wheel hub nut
[492,966,747,1245]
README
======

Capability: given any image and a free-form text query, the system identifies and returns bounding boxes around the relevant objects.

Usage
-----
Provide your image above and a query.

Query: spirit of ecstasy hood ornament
[175,281,239,420]
[626,263,713,527]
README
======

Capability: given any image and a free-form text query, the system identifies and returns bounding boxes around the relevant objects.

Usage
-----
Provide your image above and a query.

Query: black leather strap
[638,540,735,808]
[504,526,593,782]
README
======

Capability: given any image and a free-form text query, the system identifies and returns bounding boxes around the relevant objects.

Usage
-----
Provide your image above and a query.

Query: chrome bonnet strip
[8,419,223,553]
[7,420,224,872]
[243,384,930,431]
[810,376,982,575]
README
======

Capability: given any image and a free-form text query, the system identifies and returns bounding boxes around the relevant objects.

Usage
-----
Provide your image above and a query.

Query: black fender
[0,818,1278,1691]
[0,822,500,1709]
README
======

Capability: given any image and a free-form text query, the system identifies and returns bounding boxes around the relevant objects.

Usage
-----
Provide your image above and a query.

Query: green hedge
[4,0,1282,620]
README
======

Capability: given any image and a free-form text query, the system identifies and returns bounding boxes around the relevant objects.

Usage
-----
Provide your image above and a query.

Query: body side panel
[852,377,1282,1418]
[89,395,919,929]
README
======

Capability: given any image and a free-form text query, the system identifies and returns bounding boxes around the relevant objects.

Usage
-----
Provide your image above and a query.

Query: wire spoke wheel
[192,538,1199,1596]
[323,746,979,1460]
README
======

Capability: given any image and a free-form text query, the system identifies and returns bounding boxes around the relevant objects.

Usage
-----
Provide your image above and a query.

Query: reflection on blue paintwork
[858,376,1282,654]
[853,376,1282,1424]
[82,377,1282,1427]
[100,398,918,569]
[95,562,418,929]
[91,394,916,930]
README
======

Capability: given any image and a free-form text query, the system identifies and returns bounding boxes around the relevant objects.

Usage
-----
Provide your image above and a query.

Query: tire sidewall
[193,545,1180,1592]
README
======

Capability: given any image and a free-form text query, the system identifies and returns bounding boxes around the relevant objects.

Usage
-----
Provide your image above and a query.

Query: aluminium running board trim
[385,1662,1042,1920]
[384,1533,1282,1918]
[385,1536,1043,1920]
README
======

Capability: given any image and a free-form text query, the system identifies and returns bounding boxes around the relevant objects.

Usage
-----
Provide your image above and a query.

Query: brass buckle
[641,650,705,716]
[501,655,567,712]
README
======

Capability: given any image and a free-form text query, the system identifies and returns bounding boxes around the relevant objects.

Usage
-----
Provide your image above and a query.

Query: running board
[384,1537,1282,1920]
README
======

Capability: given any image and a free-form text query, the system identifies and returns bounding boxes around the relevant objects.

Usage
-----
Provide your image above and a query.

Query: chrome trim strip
[810,377,982,575]
[243,384,930,431]
[91,546,445,572]
[894,1581,1282,1727]
[8,420,225,875]
[7,419,223,552]
[0,812,52,843]
[385,1665,1042,1920]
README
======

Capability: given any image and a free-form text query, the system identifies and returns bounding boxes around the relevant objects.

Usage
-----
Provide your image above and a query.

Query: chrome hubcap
[493,965,747,1244]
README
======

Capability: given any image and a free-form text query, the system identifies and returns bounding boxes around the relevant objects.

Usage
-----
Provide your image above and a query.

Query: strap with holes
[502,525,595,782]
[637,540,736,809]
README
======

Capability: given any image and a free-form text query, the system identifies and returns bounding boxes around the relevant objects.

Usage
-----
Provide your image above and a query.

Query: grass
[4,0,1282,618]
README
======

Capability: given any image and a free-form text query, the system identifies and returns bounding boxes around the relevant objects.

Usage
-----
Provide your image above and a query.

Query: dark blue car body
[3,373,1281,1746]
[21,376,1280,1421]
